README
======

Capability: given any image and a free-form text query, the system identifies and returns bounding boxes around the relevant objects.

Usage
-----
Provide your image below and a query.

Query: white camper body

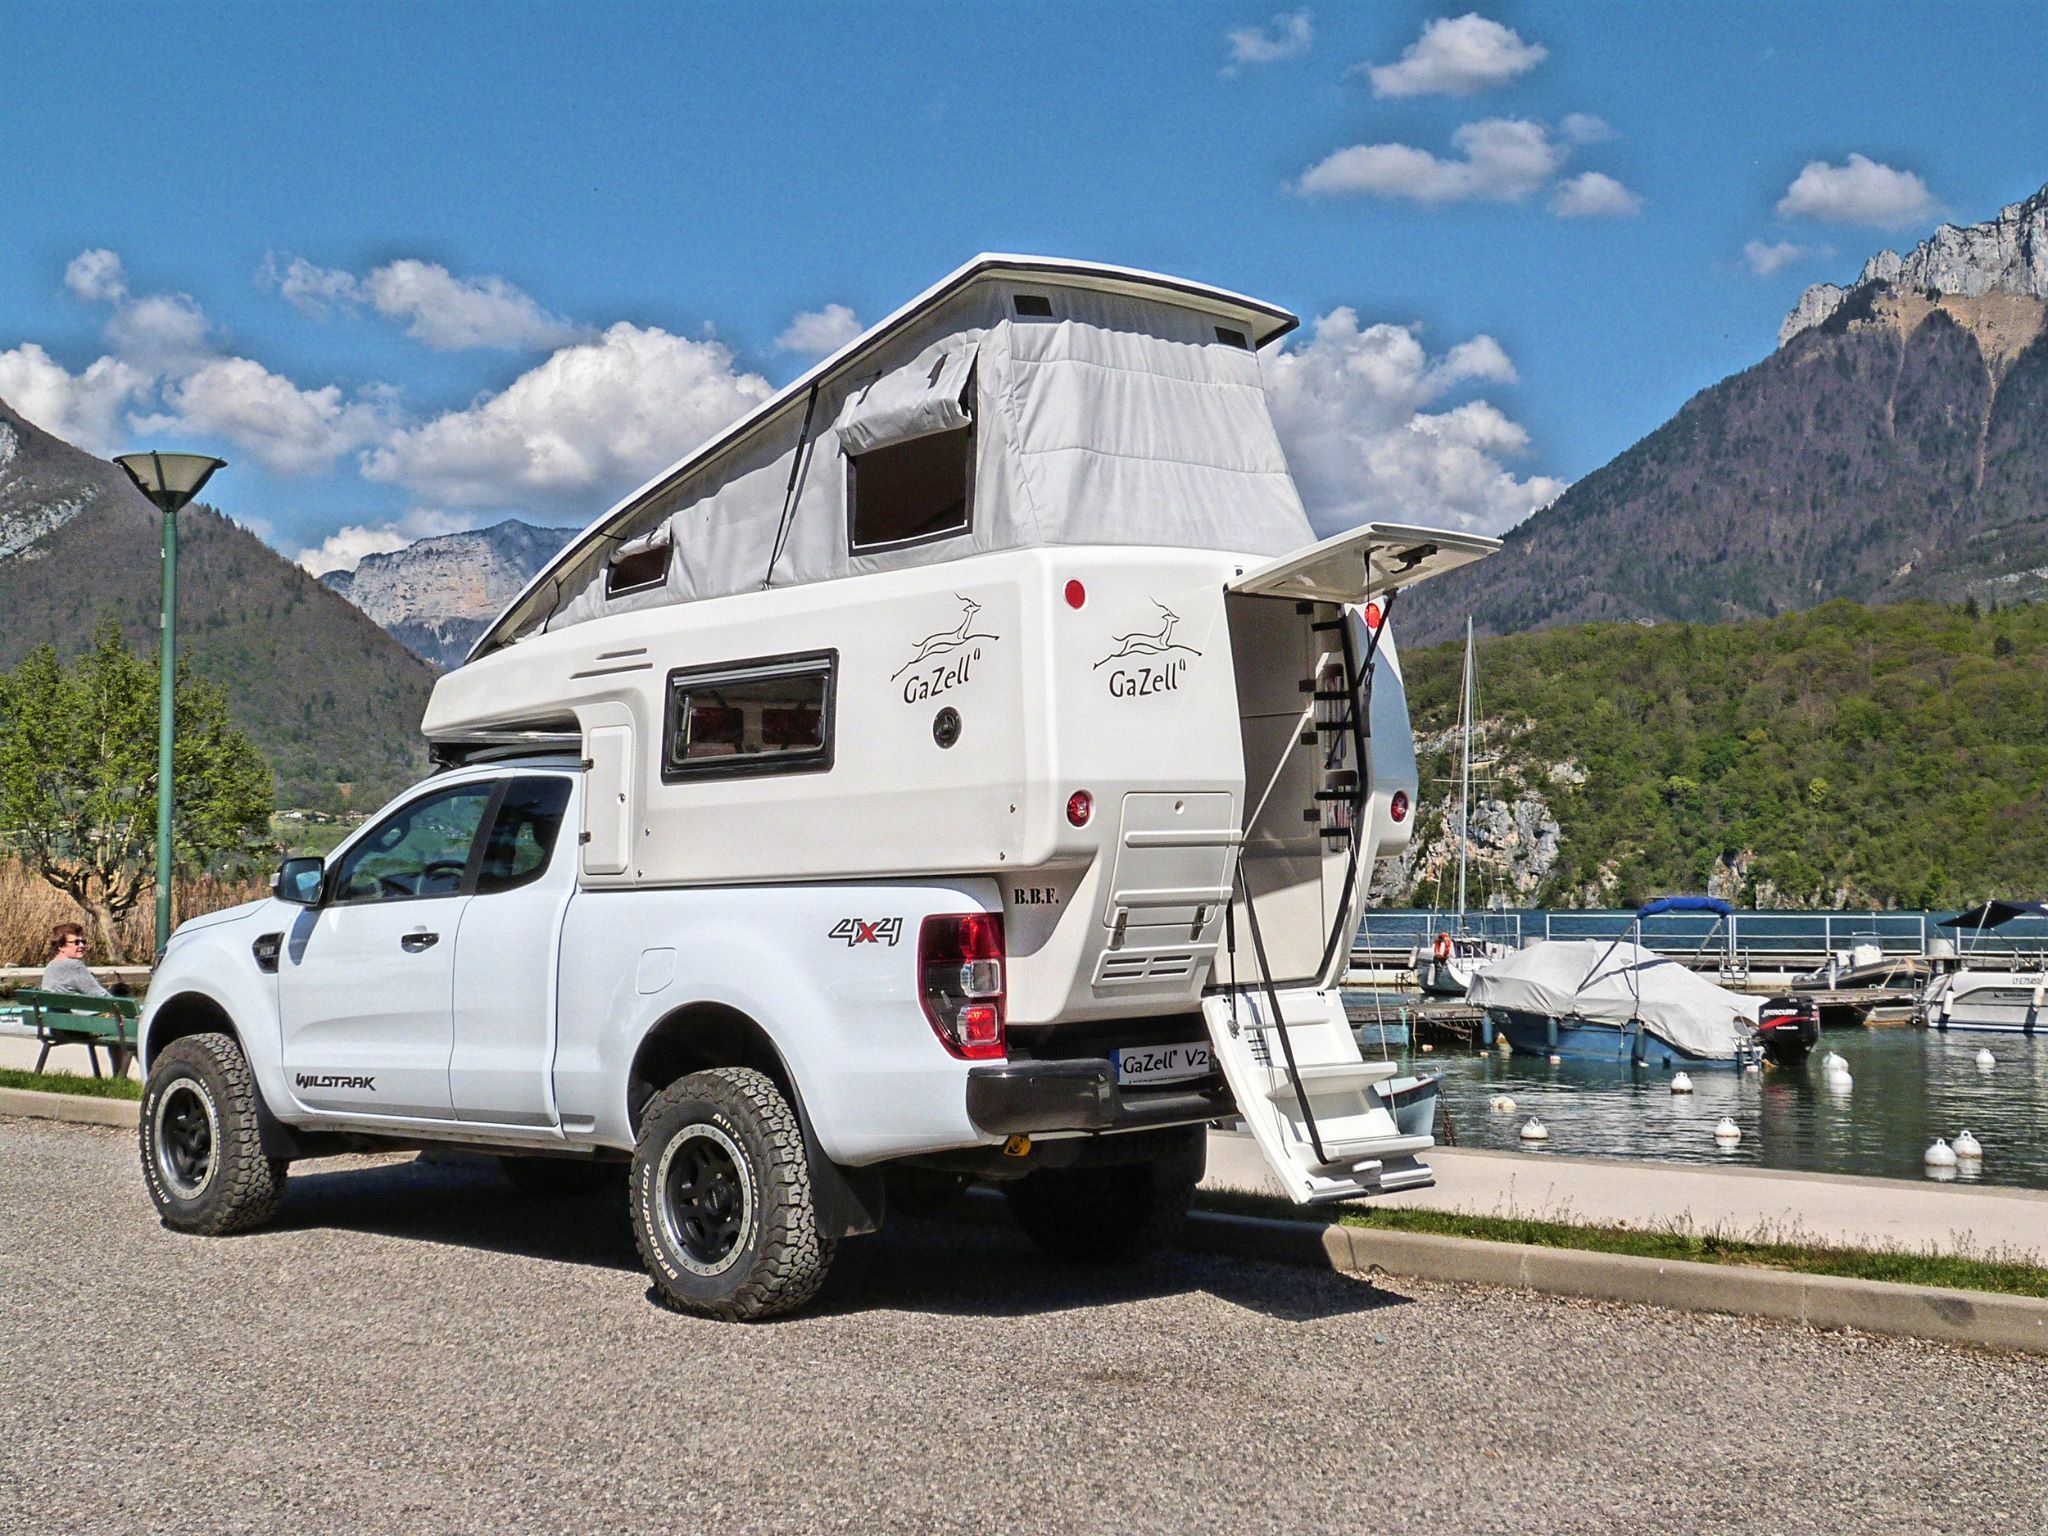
[137,257,1495,1319]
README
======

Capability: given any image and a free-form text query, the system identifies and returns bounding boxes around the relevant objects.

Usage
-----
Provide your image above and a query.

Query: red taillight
[1066,790,1092,826]
[1389,790,1410,823]
[1064,579,1086,609]
[919,912,1006,1060]
[1363,601,1383,631]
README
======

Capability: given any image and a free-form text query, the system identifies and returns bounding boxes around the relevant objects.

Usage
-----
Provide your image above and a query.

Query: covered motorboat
[1922,900,2048,1034]
[1467,938,1762,1069]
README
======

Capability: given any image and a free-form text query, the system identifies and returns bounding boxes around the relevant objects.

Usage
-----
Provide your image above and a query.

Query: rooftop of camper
[470,256,1308,659]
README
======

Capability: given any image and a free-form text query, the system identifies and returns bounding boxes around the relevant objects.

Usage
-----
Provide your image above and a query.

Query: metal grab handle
[400,932,439,952]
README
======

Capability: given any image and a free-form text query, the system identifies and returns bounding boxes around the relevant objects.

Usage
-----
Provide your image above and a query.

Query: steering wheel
[376,873,418,898]
[419,858,468,894]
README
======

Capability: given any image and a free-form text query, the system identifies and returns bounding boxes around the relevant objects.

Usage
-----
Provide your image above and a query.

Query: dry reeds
[0,859,266,966]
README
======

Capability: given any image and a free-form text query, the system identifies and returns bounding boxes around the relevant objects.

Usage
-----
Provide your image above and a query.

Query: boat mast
[1456,615,1473,923]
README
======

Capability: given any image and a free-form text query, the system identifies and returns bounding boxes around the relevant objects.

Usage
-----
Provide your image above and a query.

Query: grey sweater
[42,956,113,998]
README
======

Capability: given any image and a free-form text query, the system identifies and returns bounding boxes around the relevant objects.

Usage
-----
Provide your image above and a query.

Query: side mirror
[274,856,326,907]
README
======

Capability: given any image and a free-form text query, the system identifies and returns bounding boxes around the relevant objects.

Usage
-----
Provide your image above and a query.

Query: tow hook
[1002,1134,1032,1158]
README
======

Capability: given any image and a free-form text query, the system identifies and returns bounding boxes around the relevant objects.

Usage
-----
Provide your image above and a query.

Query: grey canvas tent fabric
[506,269,1316,646]
[1466,940,1761,1060]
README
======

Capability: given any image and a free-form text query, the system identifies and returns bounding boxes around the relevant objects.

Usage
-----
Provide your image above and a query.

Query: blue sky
[3,2,2045,569]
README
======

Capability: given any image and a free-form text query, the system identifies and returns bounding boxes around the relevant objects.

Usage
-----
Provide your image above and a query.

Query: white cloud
[362,322,772,510]
[1549,170,1642,217]
[1361,14,1546,97]
[139,356,393,475]
[265,254,361,316]
[1296,117,1565,203]
[1742,239,1824,276]
[776,303,862,356]
[63,248,128,304]
[1560,113,1612,145]
[1263,307,1563,537]
[295,508,475,575]
[0,342,151,454]
[362,260,581,351]
[104,291,211,369]
[1776,154,1936,228]
[1224,9,1313,73]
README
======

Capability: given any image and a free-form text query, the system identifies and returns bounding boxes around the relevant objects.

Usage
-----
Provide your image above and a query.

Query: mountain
[320,519,579,669]
[1387,599,2048,911]
[0,398,437,809]
[1403,184,2048,646]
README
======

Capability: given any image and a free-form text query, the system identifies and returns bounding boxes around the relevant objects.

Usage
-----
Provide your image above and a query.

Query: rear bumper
[964,1060,1233,1137]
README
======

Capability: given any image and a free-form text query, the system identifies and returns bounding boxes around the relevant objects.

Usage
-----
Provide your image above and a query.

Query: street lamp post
[113,451,226,955]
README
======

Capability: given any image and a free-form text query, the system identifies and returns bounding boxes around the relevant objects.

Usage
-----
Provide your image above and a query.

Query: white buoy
[1547,1053,1562,1065]
[1821,1051,1847,1075]
[1825,1069,1853,1093]
[1975,1048,1996,1071]
[1519,1116,1549,1142]
[1924,1138,1957,1170]
[1954,1129,1982,1160]
[1420,1042,1434,1053]
[1713,1117,1741,1144]
[1670,1072,1694,1094]
[1495,1035,1513,1056]
[1488,1094,1517,1113]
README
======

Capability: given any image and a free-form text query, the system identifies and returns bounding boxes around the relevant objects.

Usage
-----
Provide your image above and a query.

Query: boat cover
[1939,899,2048,930]
[1466,939,1761,1059]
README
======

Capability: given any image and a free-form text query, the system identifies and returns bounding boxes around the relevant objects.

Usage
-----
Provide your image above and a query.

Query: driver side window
[332,784,495,905]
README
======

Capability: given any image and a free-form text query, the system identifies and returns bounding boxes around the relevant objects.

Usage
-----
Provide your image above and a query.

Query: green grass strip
[1196,1188,2048,1299]
[0,1066,143,1101]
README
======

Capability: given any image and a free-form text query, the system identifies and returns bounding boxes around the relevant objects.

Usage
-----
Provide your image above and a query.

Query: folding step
[1261,1061,1401,1101]
[1308,1131,1435,1168]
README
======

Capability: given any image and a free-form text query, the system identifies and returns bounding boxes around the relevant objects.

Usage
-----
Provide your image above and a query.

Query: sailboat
[1417,618,1513,997]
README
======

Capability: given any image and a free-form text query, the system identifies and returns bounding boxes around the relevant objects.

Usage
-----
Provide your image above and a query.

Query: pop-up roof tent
[471,255,1323,657]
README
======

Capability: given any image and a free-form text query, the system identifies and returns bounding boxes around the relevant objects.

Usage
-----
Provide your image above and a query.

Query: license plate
[1112,1043,1212,1086]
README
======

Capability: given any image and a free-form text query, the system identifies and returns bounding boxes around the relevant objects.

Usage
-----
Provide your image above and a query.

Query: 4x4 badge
[830,918,903,947]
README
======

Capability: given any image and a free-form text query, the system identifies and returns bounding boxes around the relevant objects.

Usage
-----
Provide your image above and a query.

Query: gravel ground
[2,1118,2044,1536]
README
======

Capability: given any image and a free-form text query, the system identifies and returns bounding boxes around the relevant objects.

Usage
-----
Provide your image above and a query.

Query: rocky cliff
[322,520,579,669]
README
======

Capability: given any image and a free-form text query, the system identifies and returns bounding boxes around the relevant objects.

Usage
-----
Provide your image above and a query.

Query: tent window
[606,533,670,598]
[847,426,973,552]
[1214,326,1251,350]
[1013,294,1053,318]
[663,652,836,783]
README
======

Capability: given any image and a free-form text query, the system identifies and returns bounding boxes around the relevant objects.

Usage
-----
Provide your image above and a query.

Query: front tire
[1005,1133,1203,1263]
[630,1067,833,1320]
[139,1032,287,1235]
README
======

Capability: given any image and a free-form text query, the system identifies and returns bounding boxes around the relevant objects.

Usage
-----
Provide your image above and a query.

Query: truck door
[279,781,495,1119]
[449,773,577,1127]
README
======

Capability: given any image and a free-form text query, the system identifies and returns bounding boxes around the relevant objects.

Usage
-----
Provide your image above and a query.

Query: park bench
[15,990,140,1078]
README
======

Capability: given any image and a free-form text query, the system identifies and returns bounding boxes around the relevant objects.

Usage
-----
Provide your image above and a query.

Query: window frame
[844,420,977,557]
[324,780,502,909]
[661,650,839,785]
[605,530,672,600]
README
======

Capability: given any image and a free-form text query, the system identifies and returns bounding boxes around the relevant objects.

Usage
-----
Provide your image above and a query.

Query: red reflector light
[1066,790,1093,826]
[1389,790,1410,823]
[1064,579,1086,609]
[1363,601,1383,631]
[918,912,1006,1061]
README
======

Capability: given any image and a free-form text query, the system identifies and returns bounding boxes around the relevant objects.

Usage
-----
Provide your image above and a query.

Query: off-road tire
[630,1067,834,1320]
[139,1031,287,1235]
[498,1155,620,1198]
[1005,1143,1201,1263]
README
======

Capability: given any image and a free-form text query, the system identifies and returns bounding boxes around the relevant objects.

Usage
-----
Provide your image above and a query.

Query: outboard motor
[1756,995,1820,1064]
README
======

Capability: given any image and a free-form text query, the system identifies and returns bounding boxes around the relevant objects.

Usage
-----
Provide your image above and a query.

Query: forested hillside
[1400,600,2048,909]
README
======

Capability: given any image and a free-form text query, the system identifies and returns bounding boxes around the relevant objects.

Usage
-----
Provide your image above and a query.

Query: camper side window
[663,652,836,782]
[846,426,972,552]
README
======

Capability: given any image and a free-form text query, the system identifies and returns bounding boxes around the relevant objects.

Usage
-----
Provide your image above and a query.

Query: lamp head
[114,451,226,515]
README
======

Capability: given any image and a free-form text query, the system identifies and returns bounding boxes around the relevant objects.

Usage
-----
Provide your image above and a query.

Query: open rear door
[1227,521,1500,605]
[1208,520,1498,1203]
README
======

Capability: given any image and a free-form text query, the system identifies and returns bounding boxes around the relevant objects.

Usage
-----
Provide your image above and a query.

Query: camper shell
[137,256,1497,1321]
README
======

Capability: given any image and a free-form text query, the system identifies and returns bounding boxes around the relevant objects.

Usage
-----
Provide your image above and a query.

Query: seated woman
[41,923,114,999]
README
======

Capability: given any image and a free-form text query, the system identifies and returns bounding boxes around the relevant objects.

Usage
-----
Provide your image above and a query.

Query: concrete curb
[0,1086,140,1129]
[1184,1210,2048,1355]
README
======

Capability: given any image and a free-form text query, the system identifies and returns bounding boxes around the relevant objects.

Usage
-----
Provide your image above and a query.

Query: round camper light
[1389,791,1410,823]
[1066,790,1093,827]
[1363,601,1383,631]
[1064,579,1087,609]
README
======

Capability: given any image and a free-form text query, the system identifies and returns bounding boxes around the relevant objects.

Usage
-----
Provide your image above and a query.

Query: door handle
[400,932,440,952]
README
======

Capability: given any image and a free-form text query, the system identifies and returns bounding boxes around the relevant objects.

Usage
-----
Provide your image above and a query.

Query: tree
[0,619,273,955]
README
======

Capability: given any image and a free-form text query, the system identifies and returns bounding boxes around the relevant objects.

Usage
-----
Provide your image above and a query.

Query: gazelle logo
[830,917,903,947]
[296,1073,376,1091]
[1096,600,1202,698]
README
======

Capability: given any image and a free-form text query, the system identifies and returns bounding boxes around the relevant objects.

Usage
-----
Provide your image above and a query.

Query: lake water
[1374,1026,2048,1192]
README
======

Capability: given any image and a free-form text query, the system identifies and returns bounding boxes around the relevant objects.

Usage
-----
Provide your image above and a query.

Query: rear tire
[630,1067,834,1321]
[139,1032,287,1235]
[1005,1134,1202,1263]
[498,1155,619,1198]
